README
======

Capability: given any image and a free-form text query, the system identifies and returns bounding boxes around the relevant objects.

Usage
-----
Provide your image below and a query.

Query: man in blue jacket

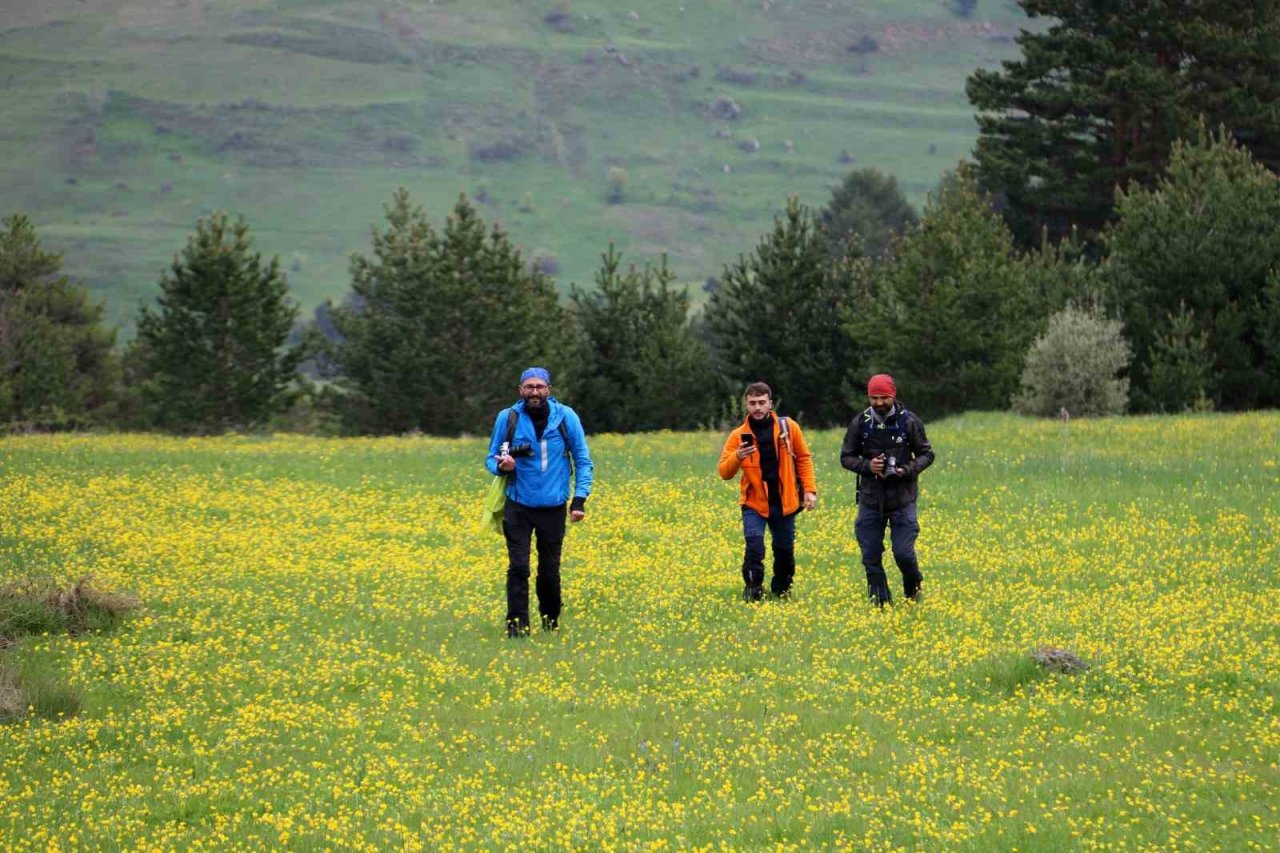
[486,367,594,637]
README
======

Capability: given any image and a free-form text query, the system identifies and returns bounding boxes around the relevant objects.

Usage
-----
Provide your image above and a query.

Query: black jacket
[839,404,935,510]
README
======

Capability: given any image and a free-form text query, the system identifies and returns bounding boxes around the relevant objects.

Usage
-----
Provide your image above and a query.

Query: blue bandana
[519,367,551,385]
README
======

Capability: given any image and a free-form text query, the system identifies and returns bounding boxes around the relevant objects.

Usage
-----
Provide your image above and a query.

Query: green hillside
[0,0,1031,331]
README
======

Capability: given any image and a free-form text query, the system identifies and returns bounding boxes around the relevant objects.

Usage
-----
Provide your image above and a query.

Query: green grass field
[1,412,1277,848]
[0,0,1033,332]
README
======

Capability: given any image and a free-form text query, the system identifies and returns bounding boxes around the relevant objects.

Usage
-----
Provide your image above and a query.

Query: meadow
[1,412,1278,849]
[0,0,1031,330]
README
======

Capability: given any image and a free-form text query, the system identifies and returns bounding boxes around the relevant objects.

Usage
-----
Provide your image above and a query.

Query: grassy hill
[0,0,1032,332]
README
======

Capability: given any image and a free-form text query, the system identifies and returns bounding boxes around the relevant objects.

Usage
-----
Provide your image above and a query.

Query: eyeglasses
[520,383,549,392]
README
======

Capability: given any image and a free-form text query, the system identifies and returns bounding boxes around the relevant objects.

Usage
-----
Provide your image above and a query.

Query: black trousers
[502,500,567,629]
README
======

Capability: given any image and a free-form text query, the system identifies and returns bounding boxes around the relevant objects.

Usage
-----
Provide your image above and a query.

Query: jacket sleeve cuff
[570,496,586,513]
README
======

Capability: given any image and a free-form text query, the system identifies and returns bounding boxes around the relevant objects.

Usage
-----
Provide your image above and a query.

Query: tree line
[5,1,1280,435]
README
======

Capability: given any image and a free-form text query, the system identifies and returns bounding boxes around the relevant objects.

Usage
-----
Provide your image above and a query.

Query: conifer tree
[0,214,117,429]
[705,196,852,427]
[135,213,300,433]
[967,0,1280,247]
[845,169,1048,417]
[569,244,717,432]
[819,167,917,262]
[1105,128,1280,410]
[328,190,565,434]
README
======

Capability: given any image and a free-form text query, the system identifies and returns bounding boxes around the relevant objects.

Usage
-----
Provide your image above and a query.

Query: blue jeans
[854,502,922,603]
[742,507,797,596]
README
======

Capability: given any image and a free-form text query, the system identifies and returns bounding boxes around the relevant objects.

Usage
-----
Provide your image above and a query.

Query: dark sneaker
[506,621,530,638]
[743,585,764,602]
[540,615,559,632]
[867,582,892,608]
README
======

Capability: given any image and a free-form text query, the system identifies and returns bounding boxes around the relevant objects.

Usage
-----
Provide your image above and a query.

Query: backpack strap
[778,415,805,498]
[504,408,519,444]
[778,415,794,456]
[558,420,571,458]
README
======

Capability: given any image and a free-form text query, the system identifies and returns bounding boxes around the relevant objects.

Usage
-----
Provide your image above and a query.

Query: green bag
[481,473,508,535]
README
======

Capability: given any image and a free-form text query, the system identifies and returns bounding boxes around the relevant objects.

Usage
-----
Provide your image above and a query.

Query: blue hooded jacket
[484,398,594,508]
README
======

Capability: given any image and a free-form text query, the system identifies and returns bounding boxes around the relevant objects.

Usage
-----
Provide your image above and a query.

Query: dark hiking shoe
[743,585,764,602]
[506,621,530,638]
[540,615,559,632]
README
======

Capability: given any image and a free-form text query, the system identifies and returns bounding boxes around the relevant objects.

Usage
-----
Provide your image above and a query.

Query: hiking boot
[743,585,763,602]
[540,615,559,632]
[506,621,530,639]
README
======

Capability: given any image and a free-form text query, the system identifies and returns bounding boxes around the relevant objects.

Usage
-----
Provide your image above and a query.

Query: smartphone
[740,432,754,447]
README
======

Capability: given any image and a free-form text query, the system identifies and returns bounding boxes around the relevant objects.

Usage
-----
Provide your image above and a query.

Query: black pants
[854,502,922,604]
[503,500,567,629]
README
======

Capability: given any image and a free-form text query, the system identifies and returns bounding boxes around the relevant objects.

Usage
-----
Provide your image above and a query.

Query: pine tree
[819,167,918,262]
[437,194,566,434]
[1145,303,1213,412]
[325,189,444,433]
[845,168,1049,417]
[135,213,300,433]
[1263,271,1280,403]
[967,0,1280,247]
[0,214,117,429]
[328,190,566,435]
[705,196,852,427]
[569,244,717,432]
[1104,127,1280,410]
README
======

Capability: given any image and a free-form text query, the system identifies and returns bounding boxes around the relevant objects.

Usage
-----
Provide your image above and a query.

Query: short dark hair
[743,381,772,399]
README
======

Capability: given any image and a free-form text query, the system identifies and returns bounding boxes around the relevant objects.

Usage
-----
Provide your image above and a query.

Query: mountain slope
[0,0,1029,330]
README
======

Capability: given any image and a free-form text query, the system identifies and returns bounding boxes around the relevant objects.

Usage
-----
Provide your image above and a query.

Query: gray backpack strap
[779,416,794,455]
[505,408,519,444]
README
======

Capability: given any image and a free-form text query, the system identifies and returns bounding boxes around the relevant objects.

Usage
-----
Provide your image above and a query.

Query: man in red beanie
[839,373,935,606]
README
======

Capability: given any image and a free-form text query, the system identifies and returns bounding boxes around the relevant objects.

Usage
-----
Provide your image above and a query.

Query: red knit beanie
[867,374,897,397]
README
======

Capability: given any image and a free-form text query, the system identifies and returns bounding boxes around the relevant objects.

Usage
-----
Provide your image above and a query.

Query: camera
[508,442,535,458]
[884,454,898,476]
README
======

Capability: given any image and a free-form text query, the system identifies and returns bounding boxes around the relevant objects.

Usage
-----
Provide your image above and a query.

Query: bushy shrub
[1013,303,1130,417]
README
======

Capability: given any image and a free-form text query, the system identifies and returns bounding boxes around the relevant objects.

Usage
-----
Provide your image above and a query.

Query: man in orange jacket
[718,381,818,601]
